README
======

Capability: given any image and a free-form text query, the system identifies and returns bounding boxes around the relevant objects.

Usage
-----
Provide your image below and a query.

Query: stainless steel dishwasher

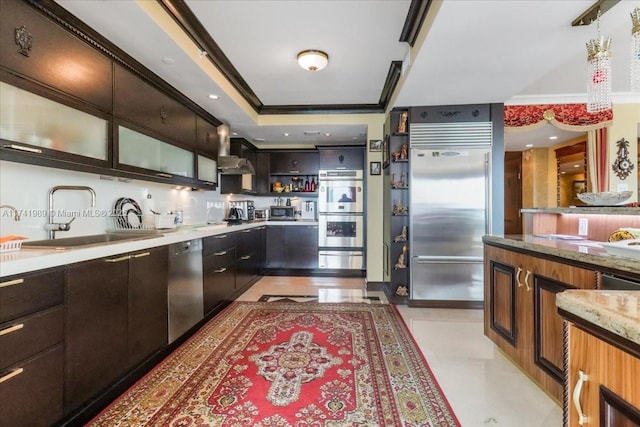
[168,239,204,343]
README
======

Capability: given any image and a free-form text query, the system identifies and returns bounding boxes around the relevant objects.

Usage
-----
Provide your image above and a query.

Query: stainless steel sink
[22,233,162,250]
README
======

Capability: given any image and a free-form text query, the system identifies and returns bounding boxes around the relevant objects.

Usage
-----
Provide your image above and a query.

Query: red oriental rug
[88,302,460,426]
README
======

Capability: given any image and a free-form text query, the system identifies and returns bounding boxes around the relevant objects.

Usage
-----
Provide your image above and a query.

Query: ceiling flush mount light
[585,10,612,113]
[297,50,329,71]
[631,7,640,92]
[208,94,219,100]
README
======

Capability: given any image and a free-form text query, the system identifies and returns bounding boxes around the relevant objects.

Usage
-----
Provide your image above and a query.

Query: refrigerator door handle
[485,151,492,235]
[412,256,483,264]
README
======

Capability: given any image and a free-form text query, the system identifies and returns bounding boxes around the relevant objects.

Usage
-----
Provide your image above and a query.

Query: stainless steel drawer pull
[0,368,24,384]
[105,255,131,263]
[214,267,227,273]
[214,250,227,256]
[242,230,251,233]
[0,278,24,288]
[215,235,228,239]
[132,252,151,258]
[240,255,251,260]
[0,323,24,336]
[203,181,214,186]
[156,172,173,178]
[4,144,43,154]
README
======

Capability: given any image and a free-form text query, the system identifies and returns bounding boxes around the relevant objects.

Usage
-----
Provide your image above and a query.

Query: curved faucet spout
[0,205,20,221]
[47,186,96,239]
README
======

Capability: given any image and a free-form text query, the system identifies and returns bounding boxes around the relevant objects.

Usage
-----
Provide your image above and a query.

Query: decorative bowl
[577,191,633,206]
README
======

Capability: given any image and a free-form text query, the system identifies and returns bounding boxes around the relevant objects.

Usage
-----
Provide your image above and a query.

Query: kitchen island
[483,232,639,405]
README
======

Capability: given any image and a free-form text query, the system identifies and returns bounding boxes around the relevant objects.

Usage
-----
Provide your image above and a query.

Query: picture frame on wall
[370,161,381,176]
[369,139,382,152]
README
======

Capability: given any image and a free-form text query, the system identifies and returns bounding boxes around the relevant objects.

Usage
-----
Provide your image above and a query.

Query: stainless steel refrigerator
[409,144,491,304]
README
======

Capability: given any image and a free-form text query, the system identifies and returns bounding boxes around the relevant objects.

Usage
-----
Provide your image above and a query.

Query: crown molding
[505,92,640,105]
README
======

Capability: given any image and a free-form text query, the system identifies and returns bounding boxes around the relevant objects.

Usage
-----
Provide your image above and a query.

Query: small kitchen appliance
[227,200,255,221]
[269,205,296,220]
[300,200,317,221]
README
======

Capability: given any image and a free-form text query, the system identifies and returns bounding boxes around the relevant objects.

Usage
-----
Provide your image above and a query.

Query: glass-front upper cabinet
[0,81,108,161]
[118,125,194,178]
[197,155,218,186]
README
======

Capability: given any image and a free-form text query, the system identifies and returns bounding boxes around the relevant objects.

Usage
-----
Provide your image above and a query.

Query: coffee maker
[300,200,317,220]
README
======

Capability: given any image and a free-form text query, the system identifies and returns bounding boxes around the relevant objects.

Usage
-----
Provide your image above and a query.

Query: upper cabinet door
[0,0,113,112]
[196,116,219,158]
[319,148,364,170]
[270,151,319,175]
[114,65,196,149]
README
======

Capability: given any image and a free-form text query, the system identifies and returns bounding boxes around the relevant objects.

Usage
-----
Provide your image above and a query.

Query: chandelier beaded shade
[586,11,612,113]
[632,7,640,92]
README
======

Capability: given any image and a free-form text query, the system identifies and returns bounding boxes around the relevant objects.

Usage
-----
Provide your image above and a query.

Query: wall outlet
[578,218,588,236]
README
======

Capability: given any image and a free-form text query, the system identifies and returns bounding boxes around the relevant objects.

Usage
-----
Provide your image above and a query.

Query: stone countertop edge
[521,207,640,215]
[0,220,319,278]
[482,235,640,276]
[556,290,640,346]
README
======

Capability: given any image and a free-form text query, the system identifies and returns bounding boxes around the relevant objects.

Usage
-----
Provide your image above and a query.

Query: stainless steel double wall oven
[317,170,364,269]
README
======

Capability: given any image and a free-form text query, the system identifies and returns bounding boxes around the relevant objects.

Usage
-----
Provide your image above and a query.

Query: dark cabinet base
[0,345,64,426]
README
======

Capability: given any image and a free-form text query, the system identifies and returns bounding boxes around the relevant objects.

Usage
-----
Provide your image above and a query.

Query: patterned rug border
[89,301,461,426]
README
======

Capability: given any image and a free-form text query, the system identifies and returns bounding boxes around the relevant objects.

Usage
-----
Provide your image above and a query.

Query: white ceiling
[56,0,640,150]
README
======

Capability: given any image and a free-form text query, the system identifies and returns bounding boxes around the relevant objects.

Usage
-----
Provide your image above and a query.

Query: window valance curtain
[504,104,613,193]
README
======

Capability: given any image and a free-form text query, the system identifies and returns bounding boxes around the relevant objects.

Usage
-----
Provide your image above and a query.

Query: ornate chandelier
[631,7,640,92]
[585,11,612,113]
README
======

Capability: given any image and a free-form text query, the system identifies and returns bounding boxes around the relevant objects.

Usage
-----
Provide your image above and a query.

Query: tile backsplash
[0,161,230,240]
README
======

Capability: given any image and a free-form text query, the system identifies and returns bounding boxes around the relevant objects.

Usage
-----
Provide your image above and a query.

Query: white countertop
[0,220,318,278]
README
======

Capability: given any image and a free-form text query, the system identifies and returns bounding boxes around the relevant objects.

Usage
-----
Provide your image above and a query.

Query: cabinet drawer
[0,344,63,426]
[203,233,236,256]
[0,306,63,370]
[0,268,64,323]
[203,248,236,270]
[203,264,236,314]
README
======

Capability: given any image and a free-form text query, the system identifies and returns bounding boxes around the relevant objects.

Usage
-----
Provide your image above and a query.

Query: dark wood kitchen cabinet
[0,0,113,111]
[114,65,196,148]
[65,247,168,414]
[197,116,220,159]
[127,246,169,368]
[318,146,364,170]
[270,150,319,175]
[0,268,65,426]
[203,233,237,315]
[265,225,318,271]
[235,227,264,290]
[484,243,597,403]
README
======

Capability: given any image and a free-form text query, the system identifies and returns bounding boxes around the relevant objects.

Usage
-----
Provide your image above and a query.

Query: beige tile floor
[240,276,563,427]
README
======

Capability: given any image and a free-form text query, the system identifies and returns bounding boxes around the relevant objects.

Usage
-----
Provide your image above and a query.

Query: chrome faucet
[0,205,21,221]
[46,186,96,239]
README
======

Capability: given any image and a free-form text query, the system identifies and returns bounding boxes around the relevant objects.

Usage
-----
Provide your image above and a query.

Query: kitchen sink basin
[22,233,162,250]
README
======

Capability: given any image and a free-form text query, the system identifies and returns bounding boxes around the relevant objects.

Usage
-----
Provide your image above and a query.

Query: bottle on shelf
[311,176,317,192]
[305,176,311,192]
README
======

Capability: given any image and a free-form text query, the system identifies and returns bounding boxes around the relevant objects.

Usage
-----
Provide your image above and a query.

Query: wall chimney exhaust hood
[217,124,255,175]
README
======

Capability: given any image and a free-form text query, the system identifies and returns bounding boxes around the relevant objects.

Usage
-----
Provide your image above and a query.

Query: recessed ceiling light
[573,164,580,168]
[208,94,219,100]
[232,132,238,136]
[283,133,289,137]
[525,144,533,148]
[254,138,265,142]
[549,136,558,140]
[162,57,175,64]
[325,133,331,137]
[351,137,358,140]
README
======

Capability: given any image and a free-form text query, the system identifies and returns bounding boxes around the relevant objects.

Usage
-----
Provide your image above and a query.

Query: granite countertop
[521,207,640,215]
[557,290,640,346]
[0,220,318,278]
[482,235,640,276]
